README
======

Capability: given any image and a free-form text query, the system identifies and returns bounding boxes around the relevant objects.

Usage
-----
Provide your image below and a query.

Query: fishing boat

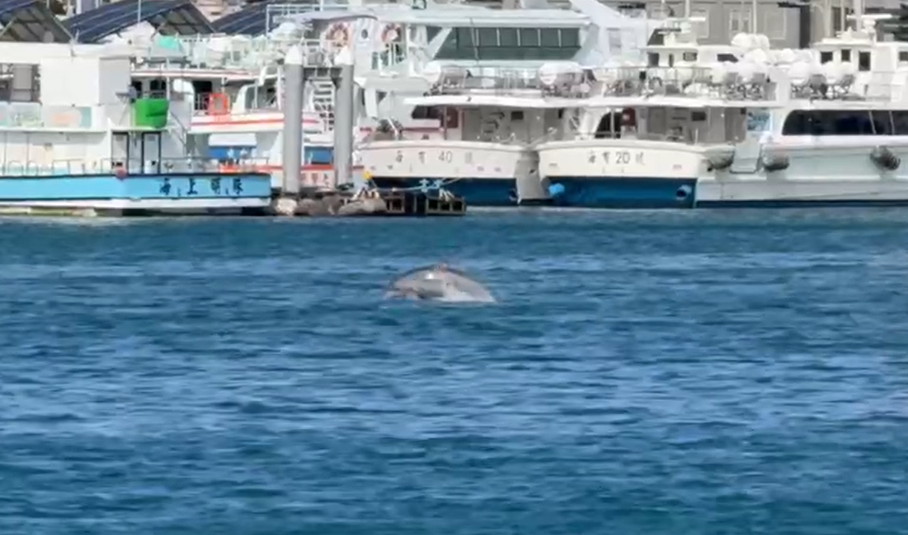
[357,0,659,206]
[129,0,459,191]
[537,4,908,208]
[0,41,271,216]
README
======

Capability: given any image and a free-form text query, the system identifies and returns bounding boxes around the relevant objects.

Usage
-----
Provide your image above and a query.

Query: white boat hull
[360,140,545,206]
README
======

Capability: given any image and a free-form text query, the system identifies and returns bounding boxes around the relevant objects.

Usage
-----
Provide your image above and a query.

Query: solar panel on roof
[0,0,72,42]
[66,0,214,43]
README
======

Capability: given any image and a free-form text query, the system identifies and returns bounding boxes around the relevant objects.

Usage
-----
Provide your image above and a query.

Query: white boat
[131,0,550,192]
[537,7,908,208]
[357,0,659,206]
[0,41,271,216]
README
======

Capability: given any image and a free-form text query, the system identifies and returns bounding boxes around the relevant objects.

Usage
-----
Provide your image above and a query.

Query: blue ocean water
[1,209,907,535]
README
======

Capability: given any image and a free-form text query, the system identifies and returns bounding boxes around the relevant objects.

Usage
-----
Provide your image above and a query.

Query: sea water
[0,209,906,534]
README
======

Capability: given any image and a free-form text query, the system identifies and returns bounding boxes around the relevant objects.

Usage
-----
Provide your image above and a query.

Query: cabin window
[426,26,442,42]
[149,79,167,97]
[781,109,907,136]
[560,29,580,48]
[859,51,871,71]
[668,54,675,67]
[900,51,908,62]
[436,27,581,61]
[648,53,659,66]
[455,27,474,46]
[540,28,560,47]
[411,106,442,120]
[511,111,524,121]
[683,52,698,62]
[520,28,540,46]
[841,49,851,62]
[717,53,738,63]
[478,28,498,46]
[871,111,892,135]
[691,111,707,122]
[892,111,908,135]
[820,51,833,64]
[499,28,518,47]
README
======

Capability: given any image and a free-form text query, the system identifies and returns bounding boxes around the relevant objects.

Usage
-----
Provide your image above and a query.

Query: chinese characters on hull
[157,177,245,197]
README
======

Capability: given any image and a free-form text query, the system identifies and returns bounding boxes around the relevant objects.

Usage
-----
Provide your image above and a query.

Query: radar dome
[788,60,811,84]
[778,48,797,64]
[745,48,769,64]
[422,62,444,85]
[537,61,584,87]
[731,32,753,49]
[753,34,771,50]
[709,61,728,84]
[821,62,842,84]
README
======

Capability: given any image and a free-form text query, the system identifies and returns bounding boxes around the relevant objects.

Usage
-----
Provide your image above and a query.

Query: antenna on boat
[752,0,758,33]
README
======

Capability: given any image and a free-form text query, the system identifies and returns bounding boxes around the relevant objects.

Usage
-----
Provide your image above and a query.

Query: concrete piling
[278,45,304,214]
[332,62,355,189]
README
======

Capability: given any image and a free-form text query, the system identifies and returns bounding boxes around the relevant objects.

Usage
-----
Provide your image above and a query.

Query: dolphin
[385,264,496,303]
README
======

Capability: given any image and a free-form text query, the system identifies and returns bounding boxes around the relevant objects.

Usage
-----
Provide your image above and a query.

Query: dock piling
[332,63,355,189]
[278,45,304,214]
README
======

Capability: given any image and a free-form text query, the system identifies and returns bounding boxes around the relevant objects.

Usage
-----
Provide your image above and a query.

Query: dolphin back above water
[385,264,496,303]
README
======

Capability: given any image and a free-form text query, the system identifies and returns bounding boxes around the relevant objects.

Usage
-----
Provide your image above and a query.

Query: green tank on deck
[133,98,169,129]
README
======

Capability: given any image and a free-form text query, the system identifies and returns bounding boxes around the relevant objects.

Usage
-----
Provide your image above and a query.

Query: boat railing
[534,129,709,145]
[174,36,335,70]
[0,157,275,177]
[595,66,778,102]
[429,70,545,95]
[788,73,894,101]
[264,1,350,33]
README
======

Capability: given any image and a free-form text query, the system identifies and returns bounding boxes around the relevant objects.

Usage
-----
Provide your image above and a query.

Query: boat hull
[0,173,272,215]
[547,177,697,209]
[369,177,516,207]
[359,140,540,206]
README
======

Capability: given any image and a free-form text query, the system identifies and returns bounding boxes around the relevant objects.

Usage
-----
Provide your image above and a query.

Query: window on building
[832,7,853,33]
[692,10,709,39]
[728,9,752,34]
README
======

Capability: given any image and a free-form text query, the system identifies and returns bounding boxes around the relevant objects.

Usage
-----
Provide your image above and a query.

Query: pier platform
[271,187,467,217]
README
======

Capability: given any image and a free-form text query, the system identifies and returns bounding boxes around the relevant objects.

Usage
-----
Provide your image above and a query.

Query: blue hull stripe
[370,177,516,207]
[699,199,908,208]
[0,173,272,201]
[548,177,697,209]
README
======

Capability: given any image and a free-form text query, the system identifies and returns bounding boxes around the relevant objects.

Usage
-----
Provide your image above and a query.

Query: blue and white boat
[357,1,657,206]
[0,40,271,216]
[537,8,908,208]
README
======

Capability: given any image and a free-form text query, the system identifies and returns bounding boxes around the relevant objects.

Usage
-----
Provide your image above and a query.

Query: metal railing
[0,157,278,177]
[594,66,778,102]
[429,70,546,95]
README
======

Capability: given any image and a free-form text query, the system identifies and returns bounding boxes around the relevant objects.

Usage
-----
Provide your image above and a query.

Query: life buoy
[381,23,400,45]
[324,23,350,50]
[206,93,229,116]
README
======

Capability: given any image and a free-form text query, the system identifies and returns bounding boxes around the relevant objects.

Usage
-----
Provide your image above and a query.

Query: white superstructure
[357,0,660,206]
[535,10,908,208]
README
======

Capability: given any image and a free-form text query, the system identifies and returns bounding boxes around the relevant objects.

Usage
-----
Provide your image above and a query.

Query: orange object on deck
[207,93,229,116]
